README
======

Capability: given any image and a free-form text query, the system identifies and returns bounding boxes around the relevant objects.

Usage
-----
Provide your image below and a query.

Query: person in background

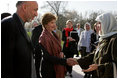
[62,20,79,77]
[75,13,117,78]
[91,23,100,52]
[1,1,38,78]
[31,25,43,78]
[39,13,77,78]
[78,22,93,77]
[76,23,84,52]
[53,25,62,42]
[78,22,93,57]
[1,12,11,20]
[76,23,84,37]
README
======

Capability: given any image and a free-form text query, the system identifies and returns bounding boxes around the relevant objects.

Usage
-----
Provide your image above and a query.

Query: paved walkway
[65,55,85,78]
[32,55,85,78]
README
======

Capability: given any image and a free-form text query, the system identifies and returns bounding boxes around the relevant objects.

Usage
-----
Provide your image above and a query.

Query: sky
[0,0,117,17]
[67,1,117,14]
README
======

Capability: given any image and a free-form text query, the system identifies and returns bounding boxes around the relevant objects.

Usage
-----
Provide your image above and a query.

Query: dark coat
[91,32,99,52]
[1,13,33,78]
[62,29,79,56]
[77,34,117,78]
[39,44,67,78]
[31,25,43,48]
[31,25,43,78]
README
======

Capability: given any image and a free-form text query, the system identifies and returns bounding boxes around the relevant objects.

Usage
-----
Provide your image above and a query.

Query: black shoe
[66,72,69,76]
[84,74,87,78]
[87,74,90,78]
[69,73,73,77]
[84,74,90,78]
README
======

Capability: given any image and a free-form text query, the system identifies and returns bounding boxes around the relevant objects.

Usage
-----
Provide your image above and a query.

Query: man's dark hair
[16,1,25,7]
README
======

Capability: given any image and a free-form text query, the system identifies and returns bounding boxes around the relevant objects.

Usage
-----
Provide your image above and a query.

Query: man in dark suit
[1,12,11,20]
[31,25,43,78]
[1,1,38,78]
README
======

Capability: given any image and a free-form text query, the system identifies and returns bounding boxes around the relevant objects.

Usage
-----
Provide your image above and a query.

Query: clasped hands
[60,52,98,72]
[60,52,78,66]
[66,58,98,72]
[66,58,78,66]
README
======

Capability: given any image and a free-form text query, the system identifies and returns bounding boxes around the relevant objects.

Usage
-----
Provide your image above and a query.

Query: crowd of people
[1,1,117,78]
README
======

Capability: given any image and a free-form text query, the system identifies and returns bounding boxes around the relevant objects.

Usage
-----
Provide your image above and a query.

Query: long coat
[1,13,33,78]
[39,44,67,78]
[39,29,67,78]
[31,25,43,48]
[31,25,43,78]
[91,32,99,52]
[77,34,117,78]
[62,29,79,56]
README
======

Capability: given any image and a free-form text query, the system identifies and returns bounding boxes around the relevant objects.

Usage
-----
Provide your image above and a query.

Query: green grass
[27,32,32,38]
[61,41,64,48]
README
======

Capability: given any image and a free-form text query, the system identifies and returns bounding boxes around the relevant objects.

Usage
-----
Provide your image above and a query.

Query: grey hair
[76,23,80,26]
[16,1,26,7]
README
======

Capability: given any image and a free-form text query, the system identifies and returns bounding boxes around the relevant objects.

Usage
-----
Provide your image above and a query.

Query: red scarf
[39,29,66,78]
[64,27,73,47]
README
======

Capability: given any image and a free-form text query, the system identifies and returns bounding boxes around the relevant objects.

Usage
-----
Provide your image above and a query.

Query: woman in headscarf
[76,13,117,78]
[78,22,93,77]
[78,22,93,57]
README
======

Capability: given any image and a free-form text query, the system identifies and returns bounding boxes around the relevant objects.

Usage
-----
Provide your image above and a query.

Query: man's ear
[22,4,27,12]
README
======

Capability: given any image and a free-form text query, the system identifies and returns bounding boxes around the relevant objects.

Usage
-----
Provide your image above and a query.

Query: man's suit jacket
[31,25,43,78]
[1,13,33,78]
[31,25,43,48]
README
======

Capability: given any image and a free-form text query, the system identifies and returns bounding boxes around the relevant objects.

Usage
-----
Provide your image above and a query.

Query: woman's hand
[66,58,78,66]
[82,64,98,72]
[60,52,64,58]
[67,37,75,41]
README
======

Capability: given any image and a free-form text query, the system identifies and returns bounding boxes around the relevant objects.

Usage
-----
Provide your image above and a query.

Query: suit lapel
[13,13,31,43]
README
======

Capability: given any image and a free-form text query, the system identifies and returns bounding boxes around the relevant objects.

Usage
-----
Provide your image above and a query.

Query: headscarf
[83,22,93,40]
[84,22,91,30]
[96,13,117,40]
[79,22,93,52]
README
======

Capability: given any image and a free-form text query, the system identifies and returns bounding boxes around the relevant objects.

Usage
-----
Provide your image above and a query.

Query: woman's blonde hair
[66,20,72,25]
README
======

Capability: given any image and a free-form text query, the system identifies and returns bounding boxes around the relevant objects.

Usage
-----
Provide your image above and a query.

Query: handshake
[66,58,98,72]
[60,52,78,66]
[66,58,78,66]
